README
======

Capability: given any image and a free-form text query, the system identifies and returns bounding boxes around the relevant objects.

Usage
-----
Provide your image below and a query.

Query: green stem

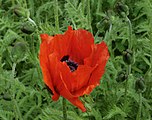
[54,0,59,33]
[104,23,112,42]
[11,0,15,6]
[13,99,23,120]
[0,55,2,72]
[28,17,36,26]
[62,97,67,120]
[23,0,27,8]
[87,0,93,33]
[104,22,113,58]
[126,16,132,50]
[12,62,16,78]
[123,16,132,108]
[81,0,85,15]
[124,65,131,104]
[124,16,132,108]
[136,93,142,120]
[96,0,101,21]
[30,35,35,57]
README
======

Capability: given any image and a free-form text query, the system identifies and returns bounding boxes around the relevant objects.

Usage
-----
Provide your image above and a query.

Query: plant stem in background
[81,0,85,15]
[12,62,16,78]
[54,0,59,33]
[87,0,93,33]
[104,23,112,42]
[11,0,15,6]
[63,97,67,120]
[30,35,35,57]
[124,64,131,99]
[104,22,113,57]
[124,16,132,108]
[96,0,101,21]
[0,56,2,72]
[126,16,132,50]
[136,93,142,120]
[23,0,27,9]
[13,99,23,120]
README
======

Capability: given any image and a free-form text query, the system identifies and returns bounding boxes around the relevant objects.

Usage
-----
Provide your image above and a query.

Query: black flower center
[61,55,78,72]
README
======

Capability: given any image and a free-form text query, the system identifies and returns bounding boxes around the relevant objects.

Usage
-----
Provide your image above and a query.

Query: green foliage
[0,0,152,120]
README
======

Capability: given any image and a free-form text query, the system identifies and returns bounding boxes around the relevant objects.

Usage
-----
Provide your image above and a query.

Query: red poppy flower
[39,26,109,112]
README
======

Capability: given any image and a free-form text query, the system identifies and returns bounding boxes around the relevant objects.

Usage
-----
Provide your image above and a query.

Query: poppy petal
[57,63,87,112]
[49,53,74,99]
[86,42,109,85]
[84,41,109,67]
[95,42,109,65]
[59,71,86,112]
[40,34,53,43]
[39,26,109,112]
[58,62,75,92]
[50,27,73,59]
[68,98,86,112]
[69,29,94,64]
[70,65,98,96]
[39,36,60,101]
[57,74,86,112]
[70,65,95,95]
[72,84,95,97]
[48,53,63,92]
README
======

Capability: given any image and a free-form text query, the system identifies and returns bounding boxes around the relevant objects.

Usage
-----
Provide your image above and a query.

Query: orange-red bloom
[39,26,109,112]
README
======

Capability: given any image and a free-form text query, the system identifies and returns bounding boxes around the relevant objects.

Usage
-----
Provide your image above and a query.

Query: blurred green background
[0,0,152,119]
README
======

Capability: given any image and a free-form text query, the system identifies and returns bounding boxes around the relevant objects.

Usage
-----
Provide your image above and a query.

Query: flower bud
[135,77,146,93]
[11,42,27,62]
[21,21,36,34]
[14,6,29,17]
[123,49,133,65]
[3,93,11,101]
[116,71,128,82]
[115,2,129,17]
[96,17,110,32]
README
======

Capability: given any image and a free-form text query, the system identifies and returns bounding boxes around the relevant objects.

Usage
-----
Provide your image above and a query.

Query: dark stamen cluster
[61,55,78,72]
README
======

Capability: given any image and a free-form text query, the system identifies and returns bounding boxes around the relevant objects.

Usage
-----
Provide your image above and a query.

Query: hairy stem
[12,62,16,78]
[0,55,2,72]
[81,0,85,15]
[13,99,23,120]
[63,97,67,120]
[125,65,131,95]
[87,0,93,33]
[124,16,132,98]
[136,93,142,120]
[11,0,15,6]
[54,0,59,33]
[124,16,132,110]
[126,16,132,50]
